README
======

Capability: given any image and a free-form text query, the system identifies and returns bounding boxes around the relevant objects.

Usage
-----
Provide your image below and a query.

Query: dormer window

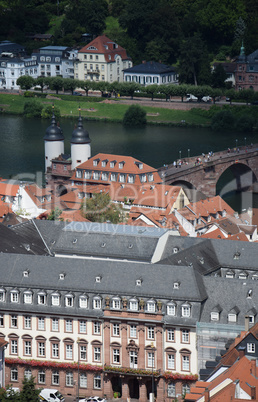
[136,279,142,286]
[129,298,138,311]
[119,174,126,183]
[102,160,108,167]
[210,312,219,321]
[147,300,156,312]
[110,173,117,181]
[0,288,5,302]
[226,271,234,279]
[24,291,32,304]
[95,276,102,283]
[65,294,74,307]
[93,159,100,166]
[23,270,29,277]
[10,290,19,303]
[148,173,154,182]
[38,292,46,305]
[119,162,124,169]
[79,295,88,308]
[167,302,176,316]
[52,293,60,306]
[110,160,116,168]
[173,247,179,254]
[239,272,247,280]
[140,174,147,183]
[228,313,237,322]
[76,170,82,178]
[112,297,121,309]
[85,170,91,179]
[181,303,191,317]
[59,273,66,280]
[93,172,100,180]
[102,172,108,181]
[173,282,180,289]
[135,162,143,169]
[128,174,135,183]
[93,296,101,309]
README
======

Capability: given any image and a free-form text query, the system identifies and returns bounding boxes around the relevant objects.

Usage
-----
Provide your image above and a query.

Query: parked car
[79,397,107,402]
[201,95,212,102]
[186,94,198,102]
[102,92,111,98]
[39,388,65,402]
[73,91,82,96]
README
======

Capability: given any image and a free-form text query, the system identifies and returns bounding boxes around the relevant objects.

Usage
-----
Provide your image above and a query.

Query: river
[0,115,257,211]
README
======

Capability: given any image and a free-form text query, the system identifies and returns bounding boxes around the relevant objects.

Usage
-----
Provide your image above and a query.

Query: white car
[202,95,212,102]
[186,94,198,102]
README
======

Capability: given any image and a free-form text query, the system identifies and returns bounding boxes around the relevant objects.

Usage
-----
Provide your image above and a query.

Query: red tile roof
[79,35,131,63]
[0,182,19,197]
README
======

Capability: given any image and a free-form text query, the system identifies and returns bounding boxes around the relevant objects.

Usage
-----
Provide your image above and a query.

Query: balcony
[87,69,100,74]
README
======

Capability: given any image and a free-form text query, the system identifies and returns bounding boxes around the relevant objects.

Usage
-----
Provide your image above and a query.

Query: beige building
[74,35,132,83]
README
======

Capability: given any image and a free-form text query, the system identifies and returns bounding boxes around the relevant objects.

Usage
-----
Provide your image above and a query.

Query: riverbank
[0,92,212,127]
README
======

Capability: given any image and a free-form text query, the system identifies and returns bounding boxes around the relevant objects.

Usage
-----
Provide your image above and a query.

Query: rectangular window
[168,383,176,397]
[93,321,101,334]
[52,318,59,331]
[147,326,155,340]
[182,355,190,371]
[66,319,73,332]
[80,345,87,360]
[24,341,31,356]
[167,305,176,316]
[11,368,18,381]
[38,317,45,330]
[52,343,59,358]
[167,329,175,342]
[66,344,73,359]
[24,293,32,304]
[148,352,154,367]
[130,301,138,311]
[24,316,31,329]
[113,348,120,363]
[80,373,87,388]
[113,323,120,336]
[168,354,175,369]
[38,370,45,384]
[65,296,73,307]
[11,339,18,354]
[113,299,120,309]
[247,343,255,353]
[130,325,137,338]
[66,372,73,386]
[94,347,101,361]
[38,342,45,357]
[79,320,87,333]
[52,371,59,385]
[94,374,101,389]
[93,298,101,309]
[38,294,46,305]
[79,296,88,308]
[0,291,5,302]
[11,315,17,328]
[0,314,3,327]
[147,302,155,312]
[11,292,19,303]
[182,306,190,317]
[52,295,60,306]
[182,329,190,343]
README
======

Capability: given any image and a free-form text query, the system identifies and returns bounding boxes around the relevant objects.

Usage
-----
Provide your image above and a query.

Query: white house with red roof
[75,35,132,83]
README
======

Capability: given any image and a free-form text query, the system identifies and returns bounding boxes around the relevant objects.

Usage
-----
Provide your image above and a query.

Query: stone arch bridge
[159,145,258,198]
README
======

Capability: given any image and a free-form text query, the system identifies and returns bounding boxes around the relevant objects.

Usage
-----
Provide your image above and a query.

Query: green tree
[211,64,227,88]
[48,77,64,94]
[41,105,61,120]
[236,115,255,132]
[120,82,140,99]
[63,78,80,94]
[47,207,63,221]
[81,193,122,223]
[23,100,43,118]
[143,84,159,101]
[35,76,48,93]
[19,376,40,402]
[16,75,35,90]
[211,110,235,131]
[0,385,19,401]
[78,80,93,96]
[122,104,146,127]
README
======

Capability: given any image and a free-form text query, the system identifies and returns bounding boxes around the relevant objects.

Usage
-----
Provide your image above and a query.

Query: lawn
[0,93,210,126]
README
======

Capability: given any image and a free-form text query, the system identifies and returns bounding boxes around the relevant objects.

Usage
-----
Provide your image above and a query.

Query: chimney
[245,315,250,331]
[204,387,210,401]
[251,359,256,377]
[251,386,256,400]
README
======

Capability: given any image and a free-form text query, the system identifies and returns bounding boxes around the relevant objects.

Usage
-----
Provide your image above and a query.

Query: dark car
[251,100,258,105]
[73,91,82,96]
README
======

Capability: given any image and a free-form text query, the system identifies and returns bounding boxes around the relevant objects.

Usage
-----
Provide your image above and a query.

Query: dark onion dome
[43,113,64,141]
[70,114,91,144]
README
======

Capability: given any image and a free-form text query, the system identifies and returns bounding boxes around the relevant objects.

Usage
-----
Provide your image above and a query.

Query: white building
[0,56,38,90]
[123,61,178,86]
[75,35,132,83]
[32,46,77,79]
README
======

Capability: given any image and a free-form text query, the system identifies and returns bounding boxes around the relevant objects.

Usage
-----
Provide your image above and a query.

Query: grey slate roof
[200,276,258,326]
[123,61,176,74]
[35,221,168,262]
[0,221,48,255]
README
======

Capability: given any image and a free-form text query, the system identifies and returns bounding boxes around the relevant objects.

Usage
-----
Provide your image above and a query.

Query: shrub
[24,91,34,97]
[211,110,235,131]
[23,100,43,118]
[122,104,147,127]
[236,115,255,132]
[41,105,61,119]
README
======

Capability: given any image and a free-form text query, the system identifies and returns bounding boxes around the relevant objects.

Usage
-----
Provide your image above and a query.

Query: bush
[23,100,43,118]
[122,104,147,127]
[41,105,61,119]
[24,91,34,97]
[211,110,235,131]
[236,115,255,132]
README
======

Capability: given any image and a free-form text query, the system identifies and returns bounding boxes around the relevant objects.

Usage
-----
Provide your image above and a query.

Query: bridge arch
[170,179,197,191]
[216,162,257,195]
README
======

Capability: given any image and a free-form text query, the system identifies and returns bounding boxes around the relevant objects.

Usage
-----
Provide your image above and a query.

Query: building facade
[0,56,38,90]
[123,61,178,86]
[75,35,132,83]
[235,47,258,91]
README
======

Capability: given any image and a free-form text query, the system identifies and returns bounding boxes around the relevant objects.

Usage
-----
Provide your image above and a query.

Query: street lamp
[235,139,238,148]
[179,150,181,160]
[244,137,247,147]
[188,149,190,158]
[77,338,80,402]
[150,342,155,402]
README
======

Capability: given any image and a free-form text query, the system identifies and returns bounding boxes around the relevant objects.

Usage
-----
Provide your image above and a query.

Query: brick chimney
[251,386,256,400]
[251,359,256,377]
[245,315,250,331]
[204,387,210,401]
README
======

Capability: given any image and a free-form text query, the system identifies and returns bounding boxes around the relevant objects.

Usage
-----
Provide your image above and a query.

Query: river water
[0,115,257,211]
